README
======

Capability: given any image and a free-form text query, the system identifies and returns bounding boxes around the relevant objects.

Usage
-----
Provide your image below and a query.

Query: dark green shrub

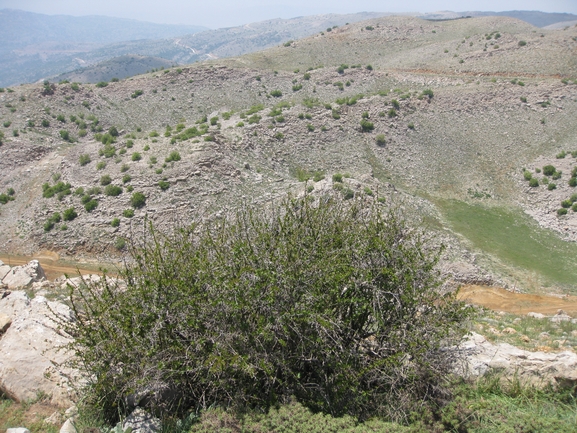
[572,203,577,212]
[557,208,568,216]
[270,90,282,97]
[57,114,66,123]
[529,178,540,187]
[60,130,71,142]
[41,119,50,127]
[375,134,386,146]
[0,193,14,204]
[561,199,572,208]
[79,154,91,166]
[391,99,400,109]
[96,81,108,88]
[543,165,556,176]
[552,171,562,180]
[63,208,78,221]
[130,192,146,208]
[105,185,122,197]
[122,174,131,183]
[84,199,98,212]
[158,180,170,191]
[210,116,218,126]
[111,218,120,227]
[332,173,343,183]
[131,90,144,99]
[518,40,527,46]
[42,181,72,199]
[123,209,134,218]
[96,161,106,170]
[547,182,556,190]
[523,171,533,181]
[131,152,142,162]
[360,119,374,132]
[61,193,470,423]
[556,151,567,159]
[387,108,397,118]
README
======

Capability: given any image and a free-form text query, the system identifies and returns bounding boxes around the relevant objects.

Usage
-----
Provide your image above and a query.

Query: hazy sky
[1,0,576,28]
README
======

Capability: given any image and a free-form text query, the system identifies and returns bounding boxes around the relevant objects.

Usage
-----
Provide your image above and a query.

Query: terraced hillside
[0,15,576,293]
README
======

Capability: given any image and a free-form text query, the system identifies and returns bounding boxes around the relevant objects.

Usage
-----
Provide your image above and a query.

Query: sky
[1,0,576,29]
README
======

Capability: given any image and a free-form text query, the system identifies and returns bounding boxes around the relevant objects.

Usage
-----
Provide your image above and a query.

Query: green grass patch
[438,200,577,290]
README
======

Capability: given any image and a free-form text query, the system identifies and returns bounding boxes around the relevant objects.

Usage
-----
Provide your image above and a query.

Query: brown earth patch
[458,285,577,316]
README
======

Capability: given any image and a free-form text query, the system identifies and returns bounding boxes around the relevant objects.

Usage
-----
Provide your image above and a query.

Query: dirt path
[458,285,577,316]
[0,251,114,281]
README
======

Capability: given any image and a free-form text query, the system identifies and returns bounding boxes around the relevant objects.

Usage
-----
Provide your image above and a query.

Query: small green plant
[547,182,556,190]
[84,199,98,212]
[130,192,146,208]
[131,90,144,98]
[131,152,142,162]
[165,151,181,162]
[105,185,123,197]
[529,178,540,187]
[100,175,112,186]
[96,161,106,170]
[360,119,374,132]
[306,123,315,132]
[158,180,170,191]
[543,165,556,176]
[518,40,527,46]
[332,173,343,183]
[111,218,120,227]
[96,81,108,88]
[375,134,386,146]
[557,208,568,216]
[523,171,533,181]
[63,208,78,221]
[556,151,567,159]
[270,90,282,97]
[79,154,91,166]
[123,209,134,218]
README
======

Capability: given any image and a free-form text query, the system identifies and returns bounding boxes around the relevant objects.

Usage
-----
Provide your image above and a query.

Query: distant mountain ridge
[1,9,576,87]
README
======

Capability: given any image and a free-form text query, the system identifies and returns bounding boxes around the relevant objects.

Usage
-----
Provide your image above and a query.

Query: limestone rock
[527,312,546,319]
[0,312,11,334]
[0,260,11,280]
[0,291,77,406]
[59,419,77,433]
[1,260,46,289]
[123,408,161,433]
[6,428,31,433]
[460,332,577,386]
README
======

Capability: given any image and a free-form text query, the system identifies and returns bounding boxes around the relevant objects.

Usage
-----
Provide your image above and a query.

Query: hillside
[0,9,207,87]
[0,11,387,87]
[0,15,576,294]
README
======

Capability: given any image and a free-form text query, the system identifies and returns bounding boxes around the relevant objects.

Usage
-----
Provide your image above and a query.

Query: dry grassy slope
[0,15,576,290]
[226,16,576,77]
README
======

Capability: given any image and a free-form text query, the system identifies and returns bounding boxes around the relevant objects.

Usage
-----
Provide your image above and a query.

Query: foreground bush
[62,193,470,423]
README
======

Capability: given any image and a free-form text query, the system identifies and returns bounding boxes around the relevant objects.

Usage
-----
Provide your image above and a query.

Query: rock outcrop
[461,332,577,387]
[1,260,46,289]
[0,289,77,406]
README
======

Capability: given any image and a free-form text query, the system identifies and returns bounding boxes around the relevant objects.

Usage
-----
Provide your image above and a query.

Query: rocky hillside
[0,15,576,293]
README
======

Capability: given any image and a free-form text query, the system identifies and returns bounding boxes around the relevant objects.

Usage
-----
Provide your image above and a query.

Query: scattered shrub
[158,180,170,191]
[79,154,91,166]
[542,165,556,176]
[523,171,533,181]
[130,192,146,208]
[131,90,144,98]
[360,119,374,132]
[375,134,386,146]
[111,218,120,227]
[63,208,78,221]
[105,185,123,197]
[547,182,556,190]
[123,209,134,218]
[557,208,568,216]
[84,199,98,212]
[529,178,540,187]
[131,152,142,162]
[165,151,181,162]
[270,90,282,97]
